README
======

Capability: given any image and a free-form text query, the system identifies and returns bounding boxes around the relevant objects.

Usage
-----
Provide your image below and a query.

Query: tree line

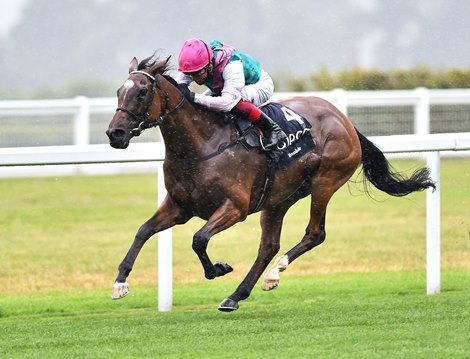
[2,66,470,100]
[287,66,470,91]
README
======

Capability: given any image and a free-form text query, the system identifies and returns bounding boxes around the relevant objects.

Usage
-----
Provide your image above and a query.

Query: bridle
[115,70,185,136]
[116,69,243,168]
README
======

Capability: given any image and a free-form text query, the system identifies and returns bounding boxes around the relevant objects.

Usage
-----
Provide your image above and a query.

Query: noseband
[115,70,185,136]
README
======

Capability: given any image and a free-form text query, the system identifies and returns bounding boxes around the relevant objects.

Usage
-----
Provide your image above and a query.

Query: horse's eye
[138,88,148,98]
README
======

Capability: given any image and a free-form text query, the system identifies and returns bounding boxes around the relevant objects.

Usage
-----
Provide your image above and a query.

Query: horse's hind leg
[262,213,326,290]
[218,205,288,311]
[261,174,345,291]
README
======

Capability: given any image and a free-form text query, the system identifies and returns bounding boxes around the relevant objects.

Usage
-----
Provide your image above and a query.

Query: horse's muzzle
[106,128,129,149]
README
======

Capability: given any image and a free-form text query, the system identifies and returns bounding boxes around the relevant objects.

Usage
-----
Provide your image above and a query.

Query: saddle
[231,102,315,212]
[232,102,315,166]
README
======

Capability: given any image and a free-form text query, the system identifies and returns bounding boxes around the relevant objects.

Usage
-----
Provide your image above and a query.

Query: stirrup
[260,135,278,151]
[260,135,269,151]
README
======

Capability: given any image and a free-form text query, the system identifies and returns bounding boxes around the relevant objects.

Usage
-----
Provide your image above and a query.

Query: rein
[115,71,185,136]
[116,70,243,165]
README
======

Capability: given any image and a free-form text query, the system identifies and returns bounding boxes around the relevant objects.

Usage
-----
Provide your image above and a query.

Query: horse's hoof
[214,261,233,277]
[261,278,279,291]
[218,298,239,312]
[111,281,129,299]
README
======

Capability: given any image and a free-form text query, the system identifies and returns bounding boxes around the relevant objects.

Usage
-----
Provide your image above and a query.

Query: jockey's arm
[175,72,213,100]
[194,61,244,112]
[175,72,193,86]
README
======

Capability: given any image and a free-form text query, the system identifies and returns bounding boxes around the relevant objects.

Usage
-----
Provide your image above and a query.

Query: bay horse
[106,55,435,311]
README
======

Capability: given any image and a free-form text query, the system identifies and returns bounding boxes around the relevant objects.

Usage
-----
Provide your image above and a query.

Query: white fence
[0,87,469,148]
[0,96,114,146]
[1,132,470,311]
[275,88,470,135]
[1,90,469,310]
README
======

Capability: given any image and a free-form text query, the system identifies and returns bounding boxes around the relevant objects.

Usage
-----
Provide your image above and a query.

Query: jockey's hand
[177,84,195,102]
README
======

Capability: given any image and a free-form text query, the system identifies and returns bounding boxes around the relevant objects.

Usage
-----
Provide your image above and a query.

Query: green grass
[0,158,469,357]
[1,272,469,358]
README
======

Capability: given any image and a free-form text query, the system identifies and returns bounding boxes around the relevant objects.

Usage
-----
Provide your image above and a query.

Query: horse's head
[106,55,183,149]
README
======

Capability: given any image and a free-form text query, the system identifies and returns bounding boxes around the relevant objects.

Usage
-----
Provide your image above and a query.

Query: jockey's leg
[233,100,287,150]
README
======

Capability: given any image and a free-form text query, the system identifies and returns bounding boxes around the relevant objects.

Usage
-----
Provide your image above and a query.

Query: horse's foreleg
[192,199,247,280]
[218,206,287,311]
[112,195,188,300]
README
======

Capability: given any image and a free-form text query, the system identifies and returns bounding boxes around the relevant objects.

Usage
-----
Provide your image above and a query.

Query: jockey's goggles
[184,66,209,77]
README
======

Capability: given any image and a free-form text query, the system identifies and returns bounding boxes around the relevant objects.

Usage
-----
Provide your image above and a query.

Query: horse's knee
[136,222,156,241]
[192,233,208,253]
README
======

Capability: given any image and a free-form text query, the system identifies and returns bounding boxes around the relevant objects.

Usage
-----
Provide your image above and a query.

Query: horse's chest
[165,169,222,215]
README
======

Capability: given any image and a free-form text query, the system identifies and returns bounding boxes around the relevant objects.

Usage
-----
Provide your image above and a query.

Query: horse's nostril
[107,129,126,140]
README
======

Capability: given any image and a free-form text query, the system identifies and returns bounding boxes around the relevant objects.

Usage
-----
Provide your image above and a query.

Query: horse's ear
[148,55,172,76]
[129,57,138,73]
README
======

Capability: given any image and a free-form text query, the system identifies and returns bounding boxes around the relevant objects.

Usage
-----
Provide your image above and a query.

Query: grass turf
[0,158,468,357]
[1,271,469,358]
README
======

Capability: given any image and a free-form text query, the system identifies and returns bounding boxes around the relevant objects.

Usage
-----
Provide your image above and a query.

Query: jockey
[176,38,287,150]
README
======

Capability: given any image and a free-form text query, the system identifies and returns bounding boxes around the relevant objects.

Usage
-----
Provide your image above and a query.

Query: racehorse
[106,55,435,311]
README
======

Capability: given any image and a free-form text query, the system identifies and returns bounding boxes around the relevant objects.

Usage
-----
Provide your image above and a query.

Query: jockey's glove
[177,83,195,102]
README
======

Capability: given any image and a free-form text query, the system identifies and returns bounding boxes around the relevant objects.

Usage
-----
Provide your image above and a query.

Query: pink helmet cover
[178,38,214,73]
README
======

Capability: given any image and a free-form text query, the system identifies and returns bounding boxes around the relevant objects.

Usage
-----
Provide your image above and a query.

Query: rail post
[74,96,90,145]
[414,87,430,135]
[331,88,348,116]
[426,151,441,294]
[157,161,173,311]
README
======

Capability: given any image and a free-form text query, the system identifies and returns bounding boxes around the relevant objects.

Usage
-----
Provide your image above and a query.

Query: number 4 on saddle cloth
[233,102,315,168]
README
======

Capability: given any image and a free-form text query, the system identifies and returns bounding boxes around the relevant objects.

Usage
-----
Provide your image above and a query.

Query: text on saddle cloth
[236,102,315,168]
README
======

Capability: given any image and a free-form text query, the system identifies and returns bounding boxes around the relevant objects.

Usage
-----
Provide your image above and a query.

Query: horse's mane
[137,54,184,94]
[137,54,228,120]
[137,54,171,73]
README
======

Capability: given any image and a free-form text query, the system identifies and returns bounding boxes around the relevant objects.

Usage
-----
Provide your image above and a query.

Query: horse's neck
[159,81,233,159]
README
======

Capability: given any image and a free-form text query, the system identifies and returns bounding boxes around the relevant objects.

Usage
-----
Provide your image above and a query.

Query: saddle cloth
[234,102,315,168]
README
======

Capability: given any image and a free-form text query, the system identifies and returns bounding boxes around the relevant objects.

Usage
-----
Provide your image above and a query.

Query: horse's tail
[356,129,436,197]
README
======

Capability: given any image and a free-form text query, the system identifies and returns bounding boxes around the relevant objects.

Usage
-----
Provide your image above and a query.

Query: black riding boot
[257,112,288,150]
